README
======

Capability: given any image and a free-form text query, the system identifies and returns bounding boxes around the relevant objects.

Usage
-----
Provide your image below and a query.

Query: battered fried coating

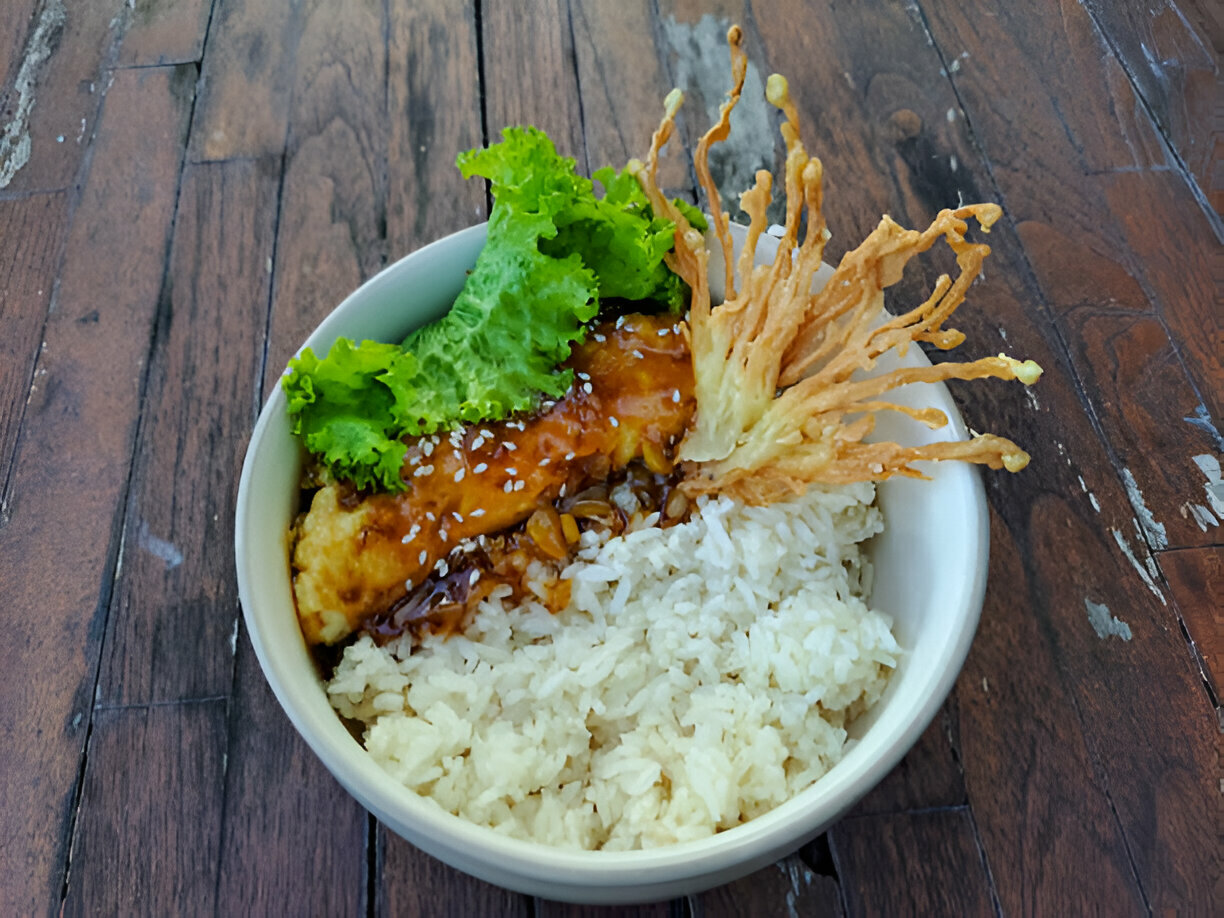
[631,27,1042,504]
[293,315,695,645]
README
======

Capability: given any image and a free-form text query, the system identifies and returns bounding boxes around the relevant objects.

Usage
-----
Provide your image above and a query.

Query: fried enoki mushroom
[630,26,1042,505]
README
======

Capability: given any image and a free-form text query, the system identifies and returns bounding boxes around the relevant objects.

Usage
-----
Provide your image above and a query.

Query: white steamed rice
[326,482,900,849]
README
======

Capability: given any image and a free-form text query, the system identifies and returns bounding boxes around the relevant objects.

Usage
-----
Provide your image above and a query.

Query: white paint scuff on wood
[0,0,67,189]
[138,520,183,569]
[1085,597,1133,640]
[1191,454,1224,519]
[1121,467,1167,548]
[1109,527,1166,604]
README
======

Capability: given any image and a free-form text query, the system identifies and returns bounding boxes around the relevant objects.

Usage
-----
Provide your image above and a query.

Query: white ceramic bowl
[235,222,988,904]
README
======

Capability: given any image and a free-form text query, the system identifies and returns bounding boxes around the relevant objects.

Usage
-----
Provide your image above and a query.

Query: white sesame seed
[471,435,485,449]
[503,441,517,450]
[480,429,494,439]
[409,454,422,466]
[577,372,590,381]
[539,457,550,466]
[582,382,593,394]
[452,512,463,522]
[469,570,480,586]
[422,441,434,456]
[503,481,513,493]
[616,316,625,328]
[610,416,619,427]
[506,467,517,476]
[453,467,465,482]
[435,559,448,575]
[405,578,413,590]
[673,324,682,333]
[657,328,669,336]
[414,466,429,477]
[565,451,575,461]
[439,529,448,542]
[473,462,488,473]
[632,349,644,359]
[514,480,525,491]
[471,508,486,517]
[418,550,427,565]
[559,483,567,497]
[672,389,681,403]
[425,512,435,521]
[593,333,606,342]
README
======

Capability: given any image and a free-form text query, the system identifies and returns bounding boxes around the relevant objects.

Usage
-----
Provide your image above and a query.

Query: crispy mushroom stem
[633,26,1042,504]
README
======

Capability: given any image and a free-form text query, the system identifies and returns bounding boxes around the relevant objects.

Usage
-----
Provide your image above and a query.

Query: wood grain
[188,0,303,162]
[259,0,387,395]
[117,0,214,67]
[481,0,586,170]
[1083,0,1221,217]
[830,809,996,916]
[1055,306,1223,549]
[568,0,692,193]
[1157,546,1224,700]
[379,829,530,917]
[94,157,277,705]
[61,701,228,916]
[0,63,192,915]
[534,897,678,917]
[693,854,842,917]
[385,0,487,258]
[0,0,125,193]
[958,506,1149,914]
[0,190,68,502]
[848,704,966,816]
[216,631,369,916]
[1100,169,1224,423]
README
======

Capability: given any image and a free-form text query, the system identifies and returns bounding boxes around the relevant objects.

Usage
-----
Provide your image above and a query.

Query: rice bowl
[235,221,991,903]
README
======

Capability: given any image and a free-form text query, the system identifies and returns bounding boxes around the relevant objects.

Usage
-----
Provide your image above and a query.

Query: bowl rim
[235,219,989,889]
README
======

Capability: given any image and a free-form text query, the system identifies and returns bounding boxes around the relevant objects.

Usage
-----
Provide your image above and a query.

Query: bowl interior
[235,222,987,902]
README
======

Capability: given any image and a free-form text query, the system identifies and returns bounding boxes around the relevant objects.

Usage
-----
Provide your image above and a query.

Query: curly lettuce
[283,127,700,492]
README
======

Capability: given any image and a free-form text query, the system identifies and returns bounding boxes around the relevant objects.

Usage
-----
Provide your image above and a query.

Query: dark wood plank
[117,0,214,67]
[1157,546,1224,699]
[0,63,192,916]
[1099,169,1224,423]
[95,157,276,705]
[481,0,586,169]
[1083,0,1221,216]
[61,701,228,916]
[259,0,387,396]
[385,0,486,259]
[535,897,675,916]
[958,507,1149,915]
[378,829,529,917]
[0,190,68,500]
[694,854,843,918]
[1054,305,1223,549]
[187,0,303,162]
[830,809,995,917]
[568,0,692,192]
[848,703,966,816]
[216,630,368,916]
[0,0,126,193]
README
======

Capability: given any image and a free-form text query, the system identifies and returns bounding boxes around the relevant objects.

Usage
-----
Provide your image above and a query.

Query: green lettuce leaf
[283,126,697,492]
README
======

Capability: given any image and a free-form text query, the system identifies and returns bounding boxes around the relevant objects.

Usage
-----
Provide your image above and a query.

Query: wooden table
[2,1,1219,914]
